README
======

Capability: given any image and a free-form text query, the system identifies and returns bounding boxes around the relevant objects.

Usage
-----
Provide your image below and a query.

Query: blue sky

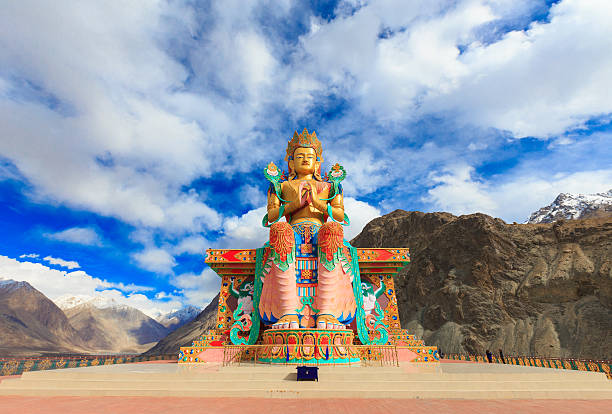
[0,0,610,316]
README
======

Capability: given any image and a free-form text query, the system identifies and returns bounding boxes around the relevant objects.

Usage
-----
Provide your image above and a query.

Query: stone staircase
[1,362,611,399]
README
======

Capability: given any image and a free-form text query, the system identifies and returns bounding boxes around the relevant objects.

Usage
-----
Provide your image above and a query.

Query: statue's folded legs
[259,221,356,330]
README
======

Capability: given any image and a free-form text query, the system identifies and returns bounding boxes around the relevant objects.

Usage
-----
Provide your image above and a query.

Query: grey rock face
[351,210,612,359]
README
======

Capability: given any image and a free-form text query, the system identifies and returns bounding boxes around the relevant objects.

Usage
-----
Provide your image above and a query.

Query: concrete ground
[0,396,610,414]
[0,359,610,413]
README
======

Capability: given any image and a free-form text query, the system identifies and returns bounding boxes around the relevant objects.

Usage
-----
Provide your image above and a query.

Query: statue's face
[292,147,317,175]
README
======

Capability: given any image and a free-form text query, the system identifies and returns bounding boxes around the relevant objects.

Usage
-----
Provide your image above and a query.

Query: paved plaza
[1,360,610,412]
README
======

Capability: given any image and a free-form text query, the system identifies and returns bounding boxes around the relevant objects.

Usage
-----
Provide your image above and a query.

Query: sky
[0,0,610,317]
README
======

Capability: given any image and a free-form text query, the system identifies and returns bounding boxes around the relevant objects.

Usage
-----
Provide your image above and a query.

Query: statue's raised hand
[308,182,327,213]
[298,181,312,207]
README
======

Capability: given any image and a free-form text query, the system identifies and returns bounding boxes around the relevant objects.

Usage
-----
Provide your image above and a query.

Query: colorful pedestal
[258,328,359,364]
[179,247,439,364]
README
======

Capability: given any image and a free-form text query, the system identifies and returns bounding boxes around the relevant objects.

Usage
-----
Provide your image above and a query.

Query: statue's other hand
[298,181,312,207]
[309,184,326,212]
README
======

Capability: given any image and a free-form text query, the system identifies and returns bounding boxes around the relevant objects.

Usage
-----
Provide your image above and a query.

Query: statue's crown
[285,128,323,162]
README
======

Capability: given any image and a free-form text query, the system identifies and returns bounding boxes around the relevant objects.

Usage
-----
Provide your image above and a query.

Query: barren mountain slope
[144,294,218,355]
[351,210,612,359]
[0,280,88,356]
[65,303,169,354]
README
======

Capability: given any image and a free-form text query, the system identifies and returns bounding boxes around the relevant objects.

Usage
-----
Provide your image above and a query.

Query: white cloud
[0,255,169,317]
[425,164,612,222]
[131,248,177,275]
[0,1,227,237]
[1,0,611,302]
[43,255,81,270]
[298,0,612,137]
[43,227,103,246]
[427,0,612,137]
[19,253,39,259]
[343,196,381,240]
[239,184,267,209]
[425,164,497,216]
[173,235,210,256]
[171,267,220,308]
[220,206,269,248]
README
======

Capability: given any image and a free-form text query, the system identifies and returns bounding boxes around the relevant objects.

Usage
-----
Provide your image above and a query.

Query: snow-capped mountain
[0,278,35,291]
[53,294,129,311]
[155,305,201,330]
[526,189,612,224]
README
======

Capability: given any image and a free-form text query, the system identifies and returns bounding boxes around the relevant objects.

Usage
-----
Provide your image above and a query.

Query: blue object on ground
[296,366,319,381]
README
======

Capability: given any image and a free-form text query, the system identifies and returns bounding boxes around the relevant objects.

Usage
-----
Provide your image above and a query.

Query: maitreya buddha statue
[259,128,356,330]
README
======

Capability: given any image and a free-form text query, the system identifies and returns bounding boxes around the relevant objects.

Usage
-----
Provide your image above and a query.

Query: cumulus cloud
[220,206,269,248]
[0,255,167,317]
[0,1,227,237]
[298,0,612,137]
[43,227,103,246]
[43,255,81,269]
[131,248,177,275]
[1,0,610,305]
[19,253,39,259]
[171,267,221,308]
[425,164,612,222]
[425,164,498,216]
[343,196,381,240]
[173,235,210,256]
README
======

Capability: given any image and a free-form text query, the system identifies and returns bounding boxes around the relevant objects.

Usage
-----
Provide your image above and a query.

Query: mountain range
[0,280,88,356]
[0,284,199,356]
[155,306,201,330]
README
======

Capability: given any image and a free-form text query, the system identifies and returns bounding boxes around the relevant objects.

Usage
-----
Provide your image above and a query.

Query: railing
[445,353,612,379]
[0,354,176,376]
[222,344,399,367]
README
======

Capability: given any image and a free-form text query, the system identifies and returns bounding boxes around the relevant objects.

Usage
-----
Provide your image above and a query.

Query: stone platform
[1,361,611,399]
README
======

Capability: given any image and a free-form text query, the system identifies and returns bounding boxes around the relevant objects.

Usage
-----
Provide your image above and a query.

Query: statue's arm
[310,184,344,222]
[266,185,300,222]
[328,192,345,222]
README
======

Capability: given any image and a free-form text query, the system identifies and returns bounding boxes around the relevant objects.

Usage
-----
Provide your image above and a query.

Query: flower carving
[266,162,279,177]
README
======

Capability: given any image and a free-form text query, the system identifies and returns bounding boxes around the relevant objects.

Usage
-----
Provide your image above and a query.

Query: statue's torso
[281,179,331,226]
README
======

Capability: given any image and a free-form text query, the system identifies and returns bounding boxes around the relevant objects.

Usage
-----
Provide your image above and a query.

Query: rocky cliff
[144,294,218,355]
[351,210,612,360]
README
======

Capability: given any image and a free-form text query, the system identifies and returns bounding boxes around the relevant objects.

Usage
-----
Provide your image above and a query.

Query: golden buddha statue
[259,128,356,330]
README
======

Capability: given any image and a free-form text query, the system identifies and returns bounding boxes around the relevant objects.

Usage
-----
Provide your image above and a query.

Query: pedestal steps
[1,363,610,399]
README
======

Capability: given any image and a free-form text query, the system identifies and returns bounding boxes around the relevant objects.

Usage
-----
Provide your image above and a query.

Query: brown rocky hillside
[65,303,169,354]
[0,280,88,356]
[351,210,612,360]
[144,294,218,355]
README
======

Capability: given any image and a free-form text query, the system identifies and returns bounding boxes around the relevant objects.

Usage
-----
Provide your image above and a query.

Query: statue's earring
[288,160,295,179]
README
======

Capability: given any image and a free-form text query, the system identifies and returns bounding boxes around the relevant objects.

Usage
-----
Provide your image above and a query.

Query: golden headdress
[285,128,323,162]
[285,128,323,180]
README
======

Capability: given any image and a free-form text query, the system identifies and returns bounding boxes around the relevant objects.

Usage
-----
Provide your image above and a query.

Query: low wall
[446,353,612,379]
[0,354,176,376]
